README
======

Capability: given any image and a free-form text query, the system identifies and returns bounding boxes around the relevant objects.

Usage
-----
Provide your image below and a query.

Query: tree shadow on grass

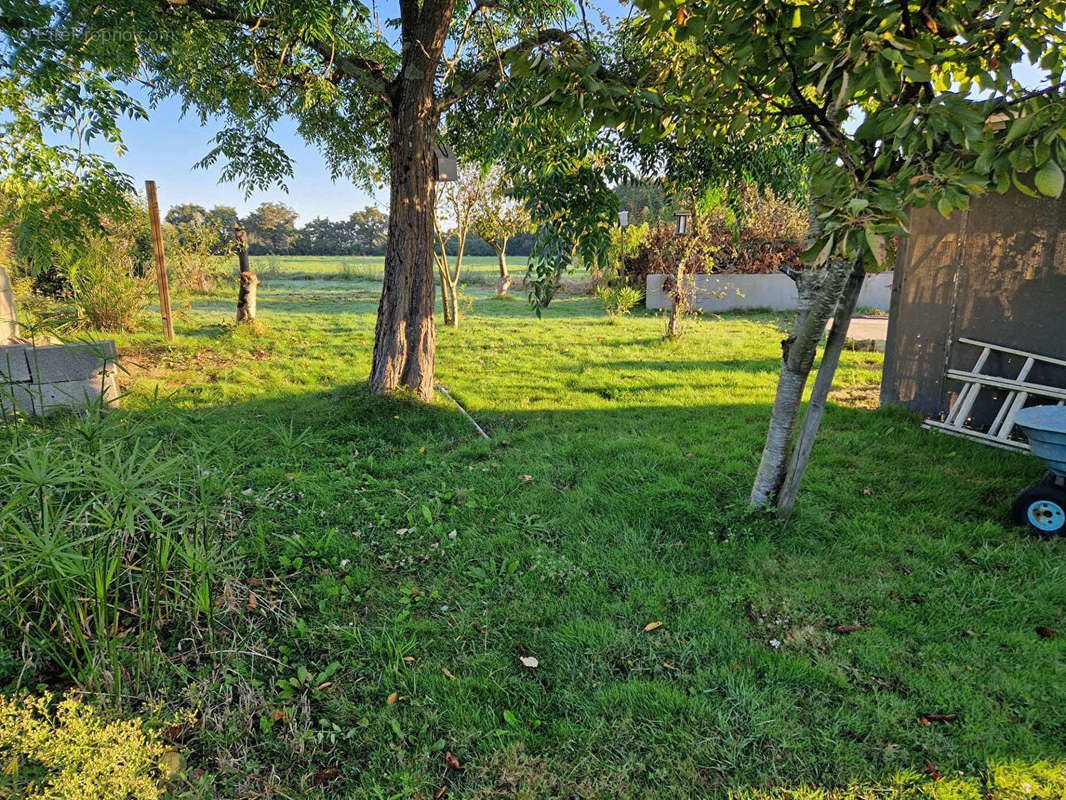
[105,379,1066,798]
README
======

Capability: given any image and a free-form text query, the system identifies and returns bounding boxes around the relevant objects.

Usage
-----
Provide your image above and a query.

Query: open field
[4,279,1065,799]
[250,254,528,285]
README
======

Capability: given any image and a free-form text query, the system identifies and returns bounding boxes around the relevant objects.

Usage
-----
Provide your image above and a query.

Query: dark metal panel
[947,189,1066,426]
[882,187,1066,424]
[881,205,966,415]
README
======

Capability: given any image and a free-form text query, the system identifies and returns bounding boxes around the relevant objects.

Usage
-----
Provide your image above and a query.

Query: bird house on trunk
[434,144,457,182]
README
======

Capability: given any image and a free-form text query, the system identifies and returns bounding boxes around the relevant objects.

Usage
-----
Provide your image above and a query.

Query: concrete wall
[0,268,16,342]
[645,270,894,313]
[882,189,1066,422]
[0,340,118,416]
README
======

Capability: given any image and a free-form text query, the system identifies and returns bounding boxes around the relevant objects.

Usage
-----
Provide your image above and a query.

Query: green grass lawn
[250,254,526,285]
[4,278,1066,799]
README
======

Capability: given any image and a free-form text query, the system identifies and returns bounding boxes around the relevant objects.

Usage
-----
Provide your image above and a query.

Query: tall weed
[0,410,235,695]
[62,232,152,331]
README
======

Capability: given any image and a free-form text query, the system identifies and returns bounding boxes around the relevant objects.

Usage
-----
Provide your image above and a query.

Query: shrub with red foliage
[622,187,807,282]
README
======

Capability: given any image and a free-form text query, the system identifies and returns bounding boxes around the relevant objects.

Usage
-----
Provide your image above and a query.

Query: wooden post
[233,222,257,323]
[145,180,174,341]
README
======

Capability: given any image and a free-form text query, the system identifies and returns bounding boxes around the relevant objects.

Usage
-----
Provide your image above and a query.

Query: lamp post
[674,210,692,237]
[617,210,630,282]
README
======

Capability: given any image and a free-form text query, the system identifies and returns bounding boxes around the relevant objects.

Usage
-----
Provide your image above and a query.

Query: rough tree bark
[367,0,455,401]
[237,271,258,323]
[233,222,257,324]
[749,256,853,507]
[774,258,866,515]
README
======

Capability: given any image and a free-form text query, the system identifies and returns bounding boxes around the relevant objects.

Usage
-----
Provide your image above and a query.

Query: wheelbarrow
[1012,405,1066,534]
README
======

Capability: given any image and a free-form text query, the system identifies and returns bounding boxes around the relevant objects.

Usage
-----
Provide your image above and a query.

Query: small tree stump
[237,271,259,323]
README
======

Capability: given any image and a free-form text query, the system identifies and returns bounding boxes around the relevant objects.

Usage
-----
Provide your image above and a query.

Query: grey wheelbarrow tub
[1015,405,1066,477]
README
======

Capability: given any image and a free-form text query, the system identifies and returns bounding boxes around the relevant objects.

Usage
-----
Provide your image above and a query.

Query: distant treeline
[166,200,534,258]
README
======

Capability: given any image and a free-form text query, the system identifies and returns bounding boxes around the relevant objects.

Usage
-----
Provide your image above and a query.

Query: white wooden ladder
[923,337,1066,452]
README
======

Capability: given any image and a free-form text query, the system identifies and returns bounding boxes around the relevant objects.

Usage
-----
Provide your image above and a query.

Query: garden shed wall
[881,188,1066,425]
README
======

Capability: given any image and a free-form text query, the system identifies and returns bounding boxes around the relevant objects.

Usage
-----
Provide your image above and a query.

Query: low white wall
[646,271,893,313]
[0,268,16,342]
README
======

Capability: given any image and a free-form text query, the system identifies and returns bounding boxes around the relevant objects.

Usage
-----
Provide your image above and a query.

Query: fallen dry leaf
[159,749,185,780]
[1036,626,1057,639]
[386,691,398,705]
[445,751,463,770]
[245,592,258,611]
[434,787,448,800]
[644,621,663,632]
[919,713,958,724]
[834,624,870,634]
[518,474,534,483]
[442,667,456,680]
[519,655,539,668]
[312,768,338,787]
[271,708,287,722]
[924,759,943,780]
[402,656,415,663]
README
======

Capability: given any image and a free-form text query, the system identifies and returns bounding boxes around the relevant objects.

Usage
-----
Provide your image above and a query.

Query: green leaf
[791,7,803,27]
[864,227,887,265]
[1034,161,1064,198]
[1004,115,1035,145]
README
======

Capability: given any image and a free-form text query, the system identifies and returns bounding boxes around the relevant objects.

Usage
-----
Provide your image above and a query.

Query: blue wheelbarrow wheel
[1012,483,1066,535]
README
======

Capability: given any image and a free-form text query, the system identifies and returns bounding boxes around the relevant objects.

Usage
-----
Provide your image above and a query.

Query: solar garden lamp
[674,210,693,236]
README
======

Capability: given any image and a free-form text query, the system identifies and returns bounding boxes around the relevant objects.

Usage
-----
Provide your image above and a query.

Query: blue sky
[97,93,389,224]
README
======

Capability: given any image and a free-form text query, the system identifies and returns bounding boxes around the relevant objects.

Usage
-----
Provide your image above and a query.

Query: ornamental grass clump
[0,409,235,695]
[595,285,644,321]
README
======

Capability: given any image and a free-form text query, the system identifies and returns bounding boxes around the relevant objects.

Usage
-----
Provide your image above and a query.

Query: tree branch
[1005,80,1066,106]
[436,27,577,111]
[173,0,394,105]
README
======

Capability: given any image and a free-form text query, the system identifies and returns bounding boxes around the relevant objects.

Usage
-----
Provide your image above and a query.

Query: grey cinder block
[0,344,32,383]
[0,340,119,417]
[26,341,117,384]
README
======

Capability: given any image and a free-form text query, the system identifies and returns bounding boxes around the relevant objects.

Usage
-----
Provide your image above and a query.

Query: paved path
[826,315,889,351]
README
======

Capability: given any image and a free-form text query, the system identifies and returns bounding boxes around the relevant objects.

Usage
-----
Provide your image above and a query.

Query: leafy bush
[596,285,644,319]
[0,692,170,800]
[623,185,807,283]
[0,410,234,694]
[60,229,152,331]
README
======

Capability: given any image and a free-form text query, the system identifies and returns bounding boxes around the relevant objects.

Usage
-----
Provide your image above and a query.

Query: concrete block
[35,375,118,414]
[0,340,119,416]
[25,341,117,384]
[646,271,894,313]
[0,344,31,383]
[0,268,16,343]
[0,383,36,415]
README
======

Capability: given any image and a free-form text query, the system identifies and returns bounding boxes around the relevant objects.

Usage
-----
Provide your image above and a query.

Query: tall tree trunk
[369,90,440,401]
[749,257,853,507]
[775,259,866,515]
[237,270,258,323]
[495,242,510,296]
